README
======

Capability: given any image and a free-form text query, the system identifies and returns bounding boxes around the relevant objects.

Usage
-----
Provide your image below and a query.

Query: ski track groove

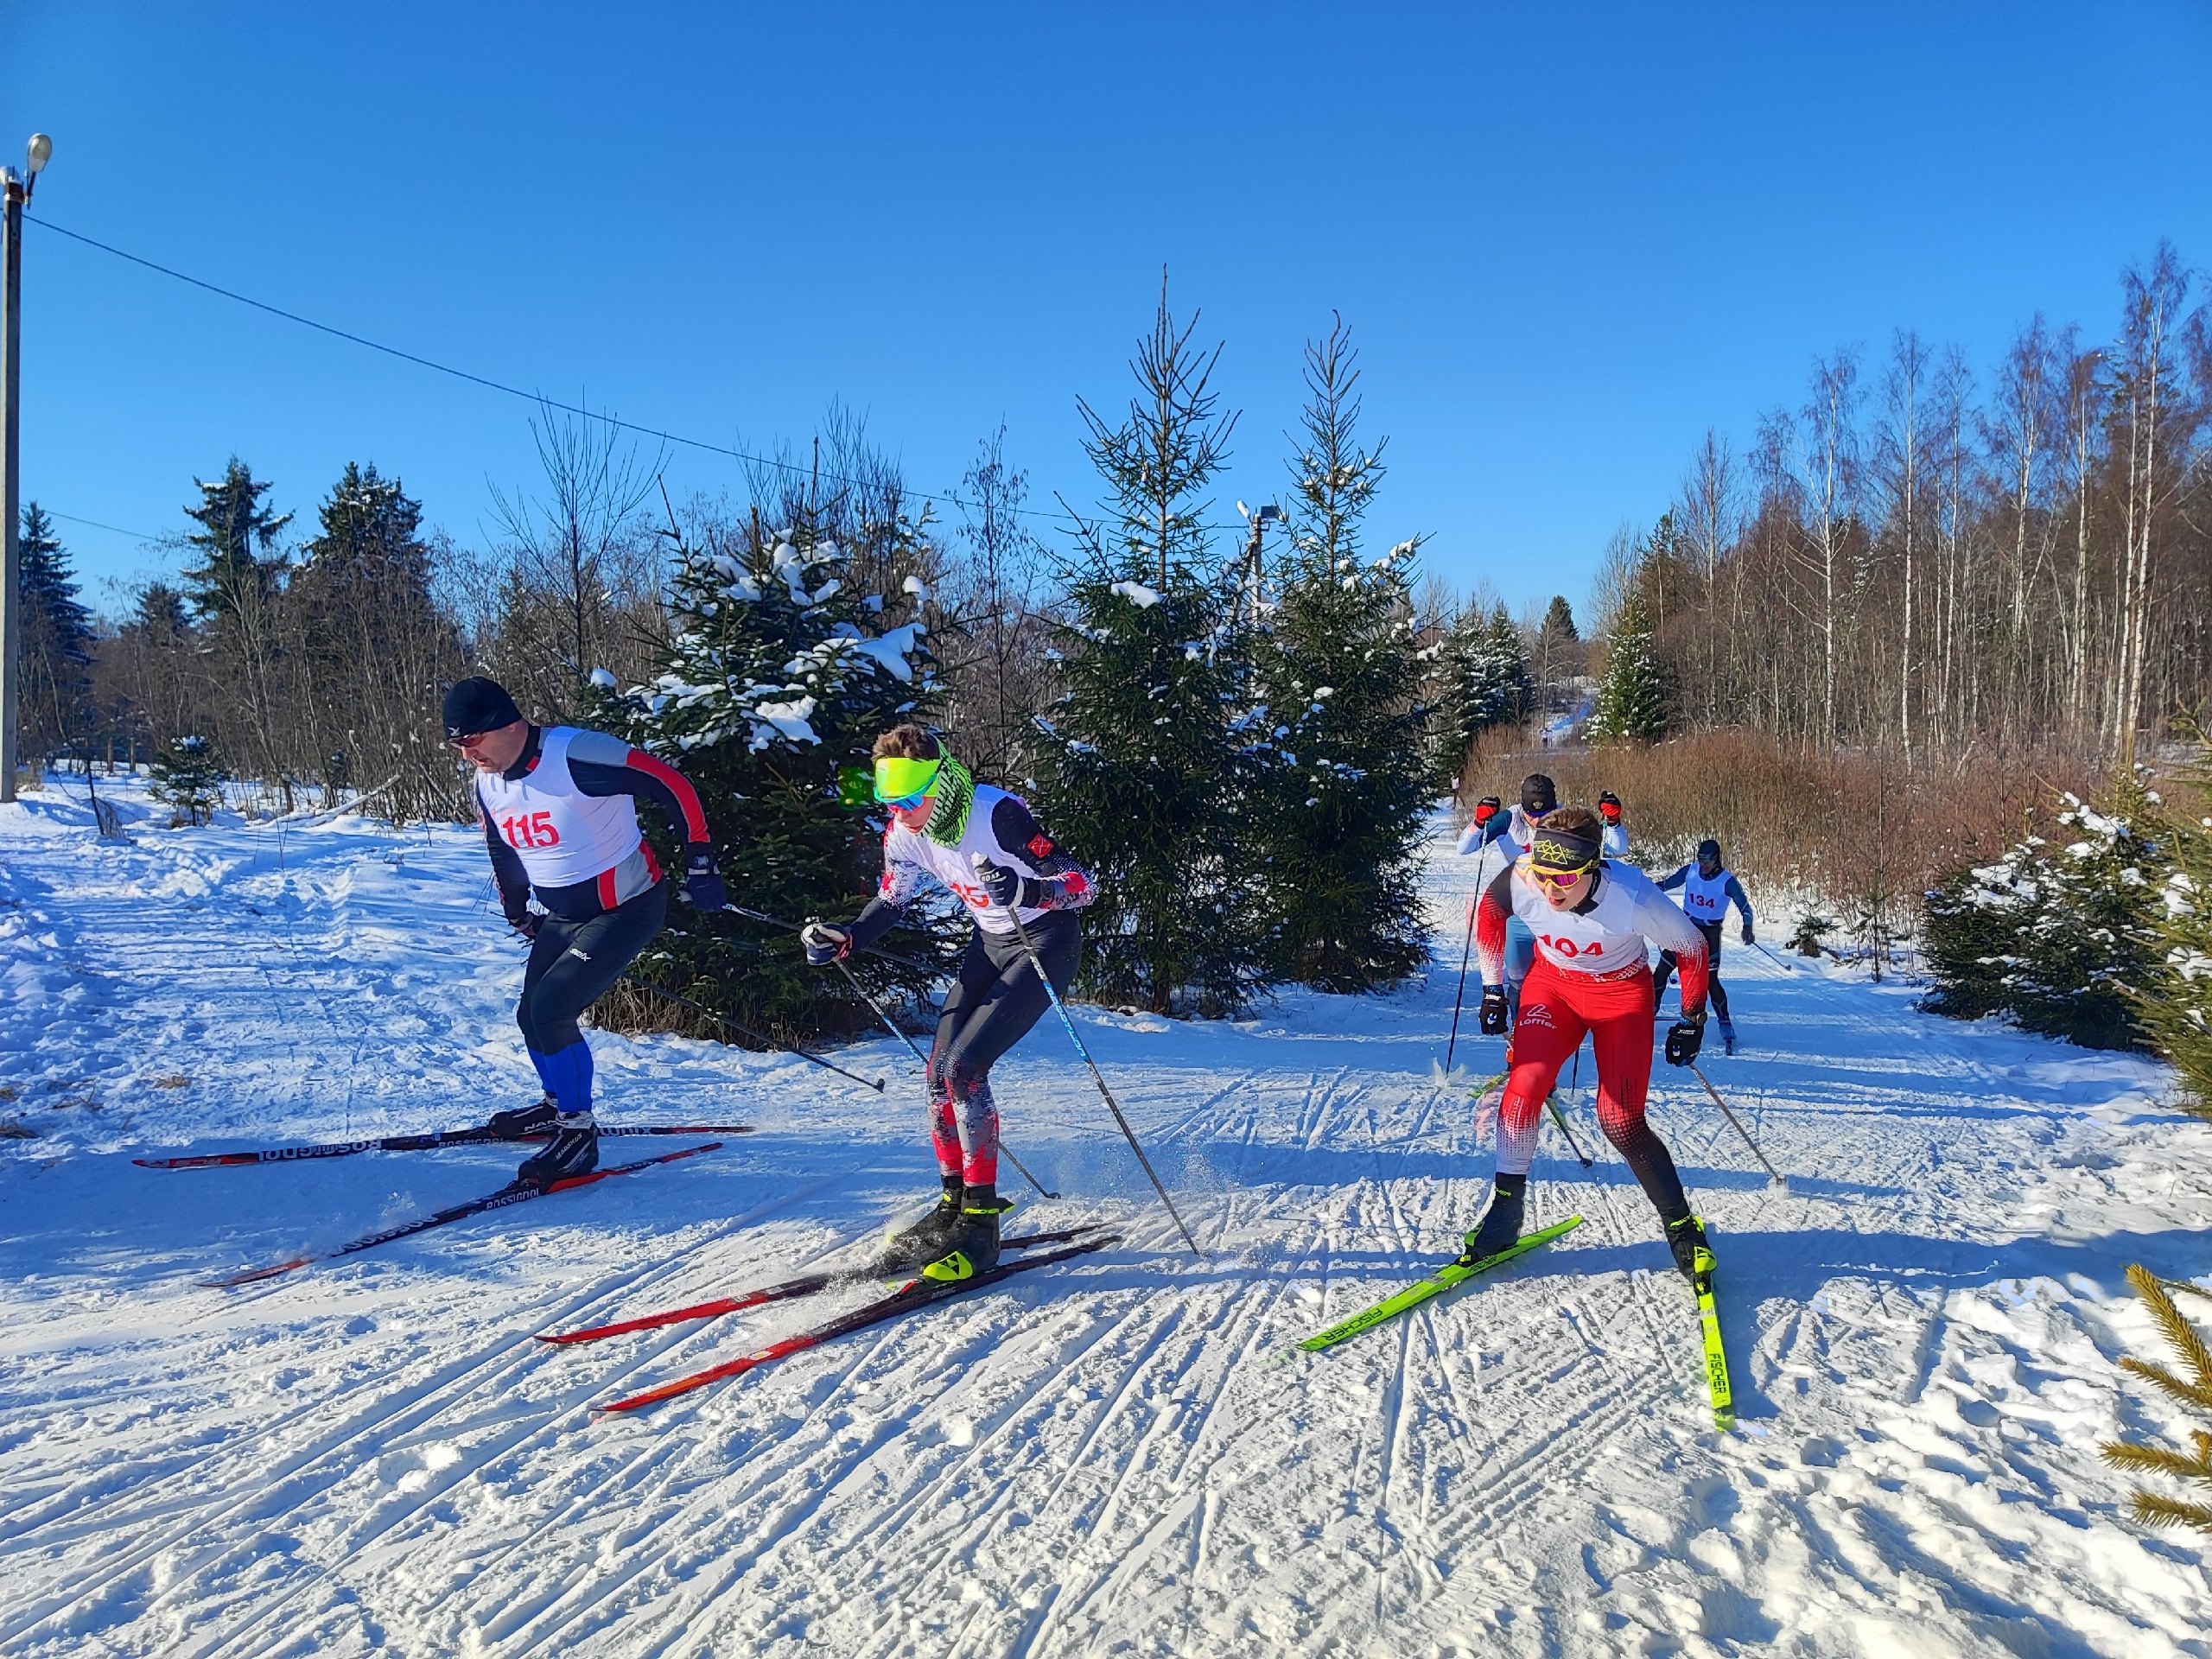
[0,1178,854,1656]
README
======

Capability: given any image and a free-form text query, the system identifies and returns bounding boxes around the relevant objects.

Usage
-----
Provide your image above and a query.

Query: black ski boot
[922,1187,1012,1282]
[878,1175,964,1272]
[518,1110,598,1186]
[1665,1213,1711,1283]
[487,1096,558,1139]
[1459,1174,1527,1264]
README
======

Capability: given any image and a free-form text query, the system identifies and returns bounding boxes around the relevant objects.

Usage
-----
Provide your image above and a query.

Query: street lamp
[0,132,50,803]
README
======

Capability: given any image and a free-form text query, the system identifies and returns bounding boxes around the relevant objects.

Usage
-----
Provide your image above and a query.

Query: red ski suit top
[1476,855,1710,1173]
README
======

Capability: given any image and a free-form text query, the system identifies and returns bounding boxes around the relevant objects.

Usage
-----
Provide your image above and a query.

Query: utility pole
[1236,501,1282,630]
[0,134,52,804]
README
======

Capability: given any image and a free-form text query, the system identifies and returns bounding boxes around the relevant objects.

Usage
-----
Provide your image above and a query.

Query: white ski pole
[976,859,1201,1257]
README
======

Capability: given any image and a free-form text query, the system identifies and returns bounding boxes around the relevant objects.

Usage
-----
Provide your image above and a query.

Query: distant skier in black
[1653,837,1755,1055]
[799,725,1096,1283]
[445,677,727,1185]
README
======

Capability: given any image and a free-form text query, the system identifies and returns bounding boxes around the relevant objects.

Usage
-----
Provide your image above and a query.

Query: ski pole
[1545,1092,1594,1169]
[621,976,888,1095]
[1688,1060,1786,1190]
[1751,940,1801,976]
[830,956,1058,1201]
[983,885,1201,1258]
[1440,895,1478,1075]
[721,903,942,979]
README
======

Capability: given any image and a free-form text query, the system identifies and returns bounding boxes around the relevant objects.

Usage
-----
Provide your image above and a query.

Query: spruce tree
[2134,728,2212,1116]
[1924,776,2166,1050]
[148,734,227,826]
[1252,316,1430,991]
[1432,601,1532,786]
[1588,586,1667,743]
[16,504,95,763]
[1037,275,1265,1015]
[591,501,942,1045]
[1540,595,1579,641]
[182,458,291,623]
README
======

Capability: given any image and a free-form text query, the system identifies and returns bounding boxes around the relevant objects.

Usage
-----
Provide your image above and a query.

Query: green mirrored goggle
[872,755,942,806]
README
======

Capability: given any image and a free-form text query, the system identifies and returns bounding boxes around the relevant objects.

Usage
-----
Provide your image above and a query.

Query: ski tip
[200,1257,308,1289]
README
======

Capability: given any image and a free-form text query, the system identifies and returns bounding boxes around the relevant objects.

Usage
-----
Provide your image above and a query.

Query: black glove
[1741,921,1756,946]
[1478,984,1509,1037]
[969,853,1026,910]
[682,848,728,912]
[1664,1011,1706,1067]
[800,921,851,966]
[507,907,543,941]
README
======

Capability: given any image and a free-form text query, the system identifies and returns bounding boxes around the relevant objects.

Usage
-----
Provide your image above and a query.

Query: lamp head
[25,134,50,175]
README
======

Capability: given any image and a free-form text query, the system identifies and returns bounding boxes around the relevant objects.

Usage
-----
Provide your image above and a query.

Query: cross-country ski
[8,20,2211,1652]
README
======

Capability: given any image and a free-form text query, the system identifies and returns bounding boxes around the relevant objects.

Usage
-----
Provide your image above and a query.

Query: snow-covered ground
[3,776,2209,1657]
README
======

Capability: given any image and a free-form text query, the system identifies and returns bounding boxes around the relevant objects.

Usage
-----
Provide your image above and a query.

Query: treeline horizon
[15,239,2209,833]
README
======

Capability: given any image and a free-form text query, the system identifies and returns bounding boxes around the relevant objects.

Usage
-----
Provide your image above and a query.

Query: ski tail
[594,1233,1120,1414]
[1694,1238,1734,1431]
[1287,1216,1584,1358]
[197,1142,723,1288]
[539,1224,1115,1346]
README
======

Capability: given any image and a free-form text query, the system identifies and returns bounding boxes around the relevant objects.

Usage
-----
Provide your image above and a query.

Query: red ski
[540,1224,1114,1346]
[137,1123,751,1171]
[595,1233,1120,1414]
[199,1142,723,1288]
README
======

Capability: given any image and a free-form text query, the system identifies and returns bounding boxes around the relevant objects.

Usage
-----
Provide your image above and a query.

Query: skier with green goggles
[802,725,1097,1281]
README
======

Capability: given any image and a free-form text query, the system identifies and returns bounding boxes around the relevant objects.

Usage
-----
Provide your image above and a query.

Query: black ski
[199,1142,724,1287]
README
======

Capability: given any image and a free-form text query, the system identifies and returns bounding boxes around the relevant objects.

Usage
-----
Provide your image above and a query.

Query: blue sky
[7,3,2209,619]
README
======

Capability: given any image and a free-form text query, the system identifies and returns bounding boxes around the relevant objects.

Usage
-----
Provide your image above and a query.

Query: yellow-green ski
[1273,1216,1584,1362]
[1693,1243,1733,1431]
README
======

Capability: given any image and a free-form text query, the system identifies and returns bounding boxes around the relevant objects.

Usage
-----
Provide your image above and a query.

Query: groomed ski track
[3,783,2209,1656]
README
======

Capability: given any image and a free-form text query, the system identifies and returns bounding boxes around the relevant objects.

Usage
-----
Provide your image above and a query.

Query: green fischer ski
[1277,1216,1584,1361]
[1693,1240,1734,1430]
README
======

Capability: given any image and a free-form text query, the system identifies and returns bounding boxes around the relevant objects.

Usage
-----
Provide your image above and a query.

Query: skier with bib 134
[1465,805,1716,1279]
[798,726,1096,1283]
[445,676,727,1186]
[1653,837,1755,1056]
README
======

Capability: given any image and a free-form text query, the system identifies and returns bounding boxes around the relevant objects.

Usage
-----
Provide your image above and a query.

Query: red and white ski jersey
[870,784,1092,938]
[1477,855,1709,1009]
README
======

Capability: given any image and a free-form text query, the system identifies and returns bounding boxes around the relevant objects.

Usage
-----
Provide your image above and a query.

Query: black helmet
[1520,773,1557,817]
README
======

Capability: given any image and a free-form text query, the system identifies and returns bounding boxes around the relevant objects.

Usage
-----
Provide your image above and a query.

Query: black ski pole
[721,903,942,979]
[830,956,1058,1201]
[621,976,887,1094]
[1688,1060,1786,1191]
[1440,895,1478,1076]
[1545,1092,1594,1169]
[978,873,1200,1257]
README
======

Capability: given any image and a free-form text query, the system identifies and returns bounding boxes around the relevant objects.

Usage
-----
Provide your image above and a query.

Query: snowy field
[3,777,2210,1658]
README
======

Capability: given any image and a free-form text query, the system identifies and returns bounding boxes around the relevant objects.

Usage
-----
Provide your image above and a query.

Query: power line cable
[28,213,1249,537]
[45,507,163,542]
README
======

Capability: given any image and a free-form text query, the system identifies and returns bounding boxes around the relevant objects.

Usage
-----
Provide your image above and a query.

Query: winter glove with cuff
[970,854,1027,910]
[682,849,728,912]
[1741,922,1756,946]
[506,906,543,941]
[800,922,852,966]
[1478,984,1510,1037]
[1664,1010,1706,1067]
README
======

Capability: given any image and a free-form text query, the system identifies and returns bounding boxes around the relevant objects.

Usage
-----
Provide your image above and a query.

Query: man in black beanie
[442,676,727,1185]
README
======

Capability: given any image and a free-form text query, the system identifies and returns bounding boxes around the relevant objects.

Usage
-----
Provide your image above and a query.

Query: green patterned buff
[923,753,977,847]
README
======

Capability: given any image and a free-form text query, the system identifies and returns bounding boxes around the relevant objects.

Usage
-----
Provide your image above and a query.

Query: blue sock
[529,1041,595,1118]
